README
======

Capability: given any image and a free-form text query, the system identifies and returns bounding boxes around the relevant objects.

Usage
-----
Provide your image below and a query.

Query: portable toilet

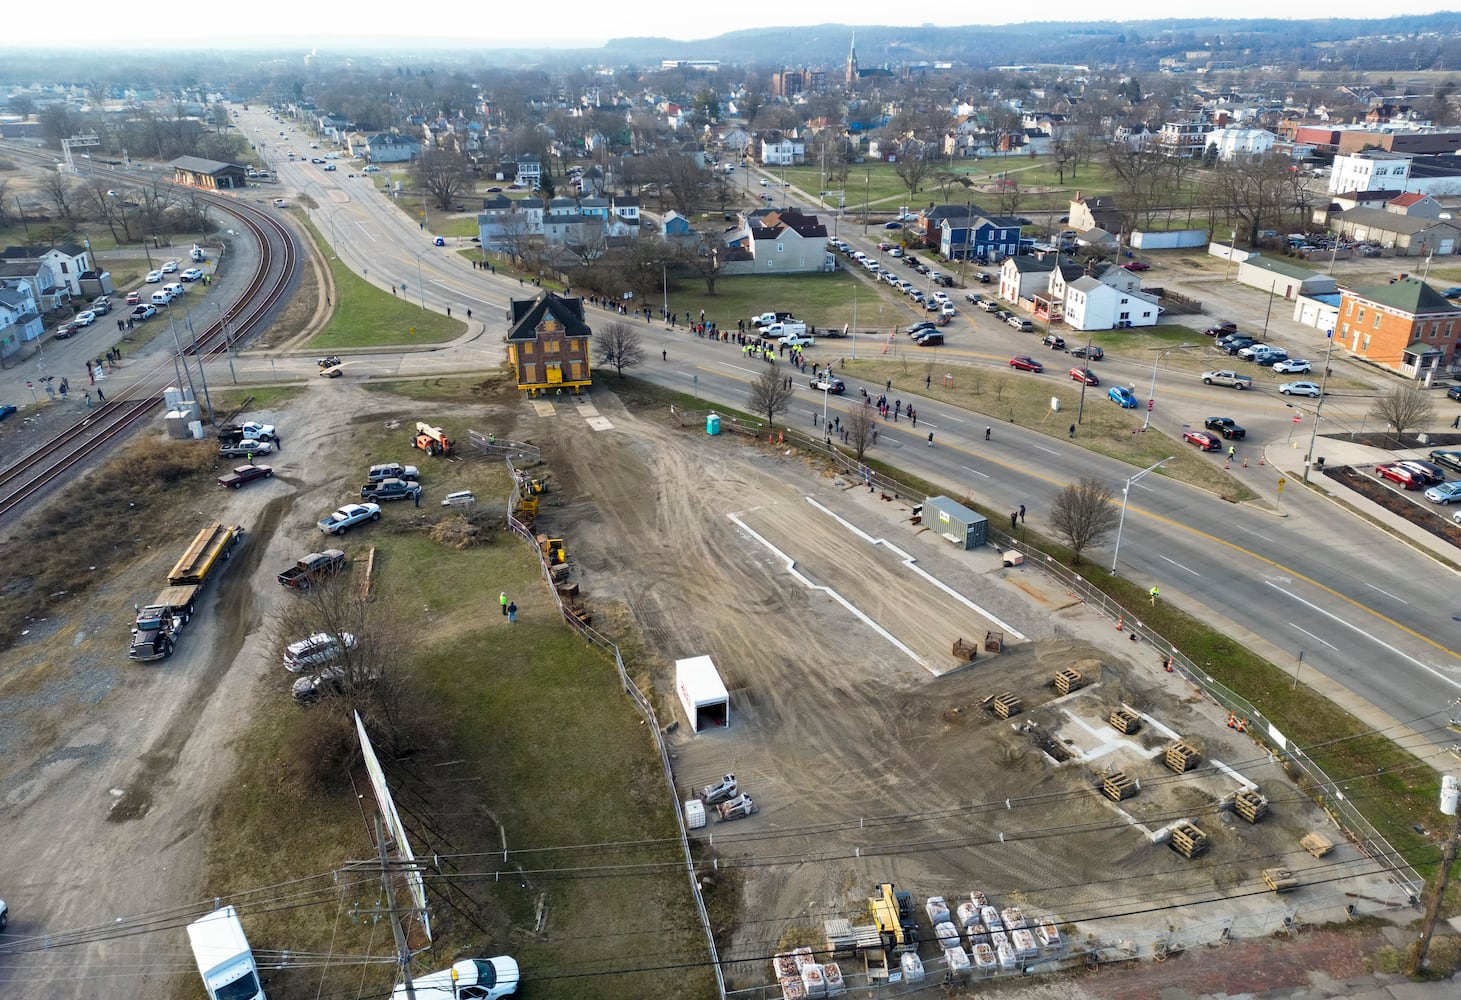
[706,413,721,436]
[675,655,729,733]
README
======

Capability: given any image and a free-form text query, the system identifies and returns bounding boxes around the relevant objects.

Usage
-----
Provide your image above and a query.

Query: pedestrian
[1069,423,1076,438]
[834,416,840,432]
[911,410,917,427]
[662,350,667,361]
[467,308,472,320]
[392,285,397,295]
[1019,504,1026,523]
[886,379,892,392]
[985,426,992,441]
[85,393,92,410]
[500,592,509,616]
[508,601,517,623]
[1010,511,1018,531]
[96,387,105,403]
[447,307,451,317]
[1228,445,1236,459]
[88,369,95,385]
[927,431,934,447]
[925,374,931,390]
[1453,414,1461,429]
[326,295,331,306]
[872,427,878,444]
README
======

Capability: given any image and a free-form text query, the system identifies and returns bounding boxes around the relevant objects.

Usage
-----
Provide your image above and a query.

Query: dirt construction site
[538,391,1405,991]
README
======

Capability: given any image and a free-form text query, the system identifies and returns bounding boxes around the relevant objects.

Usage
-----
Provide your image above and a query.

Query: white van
[163,282,186,299]
[150,290,172,306]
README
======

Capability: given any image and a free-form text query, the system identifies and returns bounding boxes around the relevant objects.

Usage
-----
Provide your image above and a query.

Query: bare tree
[39,171,79,224]
[891,141,934,198]
[845,404,875,462]
[676,234,726,296]
[1369,384,1435,446]
[994,180,1023,218]
[747,365,794,427]
[594,320,644,378]
[1048,477,1119,565]
[496,211,538,265]
[0,178,10,228]
[83,178,132,244]
[1206,152,1308,247]
[413,149,470,212]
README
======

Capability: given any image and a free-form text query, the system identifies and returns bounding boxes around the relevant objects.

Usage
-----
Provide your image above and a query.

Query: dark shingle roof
[506,294,592,342]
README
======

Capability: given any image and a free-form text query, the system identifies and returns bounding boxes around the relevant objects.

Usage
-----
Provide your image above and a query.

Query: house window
[1362,334,1371,352]
[1142,311,1152,318]
[521,342,533,355]
[1356,307,1364,322]
[546,339,560,353]
[1373,314,1381,329]
[1119,311,1130,320]
[776,242,784,253]
[1446,322,1455,340]
[1347,300,1355,315]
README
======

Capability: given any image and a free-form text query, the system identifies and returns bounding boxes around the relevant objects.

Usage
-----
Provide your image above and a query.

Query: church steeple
[846,32,859,86]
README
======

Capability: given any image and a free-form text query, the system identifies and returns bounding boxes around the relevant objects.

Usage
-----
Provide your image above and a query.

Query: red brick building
[1336,277,1461,379]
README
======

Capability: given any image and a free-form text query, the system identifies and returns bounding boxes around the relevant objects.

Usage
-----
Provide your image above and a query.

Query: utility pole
[1301,330,1337,484]
[377,816,418,1000]
[1407,773,1460,976]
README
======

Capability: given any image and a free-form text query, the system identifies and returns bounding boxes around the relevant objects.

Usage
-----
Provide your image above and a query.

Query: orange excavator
[412,421,453,457]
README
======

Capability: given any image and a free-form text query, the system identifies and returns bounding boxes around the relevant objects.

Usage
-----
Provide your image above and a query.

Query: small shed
[924,496,987,550]
[675,656,729,733]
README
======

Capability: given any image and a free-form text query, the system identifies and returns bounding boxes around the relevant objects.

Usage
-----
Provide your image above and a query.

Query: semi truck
[187,905,266,1000]
[130,523,244,661]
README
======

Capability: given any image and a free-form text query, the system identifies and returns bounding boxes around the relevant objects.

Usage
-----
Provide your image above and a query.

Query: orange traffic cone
[1259,455,1265,466]
[1116,616,1124,631]
[1224,460,1231,469]
[1227,712,1237,729]
[1164,656,1175,673]
[1242,458,1248,468]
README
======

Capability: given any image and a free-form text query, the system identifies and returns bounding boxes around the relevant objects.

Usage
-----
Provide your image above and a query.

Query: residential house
[1386,192,1445,219]
[1328,150,1412,195]
[366,133,420,164]
[516,153,542,190]
[0,279,44,360]
[999,256,1056,306]
[760,132,805,166]
[477,196,545,252]
[930,205,1024,263]
[607,196,640,238]
[1068,193,1124,236]
[505,293,593,396]
[1157,117,1214,158]
[1063,276,1161,331]
[1,243,91,298]
[1327,207,1461,256]
[1204,126,1276,161]
[1335,277,1461,378]
[661,211,693,237]
[724,208,829,275]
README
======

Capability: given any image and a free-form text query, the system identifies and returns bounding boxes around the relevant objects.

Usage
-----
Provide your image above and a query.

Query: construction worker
[500,592,508,616]
[1149,585,1160,605]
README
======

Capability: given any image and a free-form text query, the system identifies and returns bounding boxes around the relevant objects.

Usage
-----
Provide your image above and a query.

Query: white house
[760,134,805,166]
[1329,150,1412,195]
[1062,276,1161,331]
[999,256,1055,306]
[0,278,44,359]
[1,242,90,297]
[515,154,542,190]
[1204,126,1276,161]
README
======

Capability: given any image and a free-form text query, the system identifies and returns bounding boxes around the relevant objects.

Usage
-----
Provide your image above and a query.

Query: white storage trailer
[187,905,266,1000]
[675,656,729,732]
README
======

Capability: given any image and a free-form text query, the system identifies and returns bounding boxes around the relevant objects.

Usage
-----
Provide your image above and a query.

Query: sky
[0,3,1454,49]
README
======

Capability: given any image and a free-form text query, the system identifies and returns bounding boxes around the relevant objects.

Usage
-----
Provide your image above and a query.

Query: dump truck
[131,523,244,661]
[412,421,453,457]
[277,549,347,590]
[187,906,266,1000]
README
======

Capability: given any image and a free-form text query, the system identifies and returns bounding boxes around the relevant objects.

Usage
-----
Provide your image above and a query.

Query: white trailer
[675,656,729,733]
[187,905,266,1000]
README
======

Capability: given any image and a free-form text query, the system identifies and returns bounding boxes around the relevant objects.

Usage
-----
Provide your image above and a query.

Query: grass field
[299,216,464,349]
[196,386,707,1000]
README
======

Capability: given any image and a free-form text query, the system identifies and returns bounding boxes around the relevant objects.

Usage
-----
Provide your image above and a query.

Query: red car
[1009,356,1044,372]
[217,464,275,489]
[1122,261,1151,272]
[1183,430,1221,451]
[1068,367,1099,386]
[1375,463,1422,489]
[54,322,80,339]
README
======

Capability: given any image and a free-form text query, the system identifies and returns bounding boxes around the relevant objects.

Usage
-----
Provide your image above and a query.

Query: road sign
[1277,477,1287,493]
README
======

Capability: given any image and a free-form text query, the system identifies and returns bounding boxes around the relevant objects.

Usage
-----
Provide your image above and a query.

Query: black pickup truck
[360,477,422,502]
[277,549,347,590]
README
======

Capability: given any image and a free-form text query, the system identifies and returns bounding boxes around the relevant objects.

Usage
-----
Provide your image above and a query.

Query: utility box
[675,655,729,733]
[923,495,987,550]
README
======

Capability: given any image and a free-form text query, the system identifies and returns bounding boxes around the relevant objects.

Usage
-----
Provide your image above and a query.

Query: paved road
[228,107,1461,753]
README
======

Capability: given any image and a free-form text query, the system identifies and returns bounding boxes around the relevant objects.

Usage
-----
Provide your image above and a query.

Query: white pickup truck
[751,311,794,328]
[765,321,808,340]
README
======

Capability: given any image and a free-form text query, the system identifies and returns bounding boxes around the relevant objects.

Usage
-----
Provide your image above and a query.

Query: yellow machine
[868,883,917,953]
[412,421,453,457]
[537,534,565,565]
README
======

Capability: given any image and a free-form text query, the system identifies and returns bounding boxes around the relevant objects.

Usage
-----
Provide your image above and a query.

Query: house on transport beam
[505,293,593,396]
[168,156,248,190]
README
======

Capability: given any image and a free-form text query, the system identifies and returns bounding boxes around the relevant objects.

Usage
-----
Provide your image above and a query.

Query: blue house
[366,133,421,164]
[930,205,1023,263]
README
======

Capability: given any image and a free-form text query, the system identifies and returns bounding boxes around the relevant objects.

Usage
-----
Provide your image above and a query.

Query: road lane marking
[1263,580,1459,690]
[1159,555,1200,576]
[1364,582,1408,604]
[1289,623,1337,650]
[961,465,991,479]
[1031,443,1059,456]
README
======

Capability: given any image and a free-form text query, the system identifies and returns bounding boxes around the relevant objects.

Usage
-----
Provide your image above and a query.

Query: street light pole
[413,249,428,311]
[1144,344,1195,431]
[1112,456,1175,574]
[1301,329,1337,484]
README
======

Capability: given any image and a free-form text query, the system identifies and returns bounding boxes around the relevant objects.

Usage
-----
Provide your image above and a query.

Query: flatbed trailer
[169,522,244,586]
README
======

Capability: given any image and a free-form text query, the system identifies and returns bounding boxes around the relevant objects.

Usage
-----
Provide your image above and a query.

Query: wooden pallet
[1164,740,1201,774]
[1101,771,1137,802]
[990,692,1022,719]
[1109,708,1142,735]
[1263,867,1299,892]
[1234,789,1269,824]
[952,637,979,661]
[1053,668,1085,695]
[984,630,1004,653]
[1169,823,1208,859]
[1300,831,1334,858]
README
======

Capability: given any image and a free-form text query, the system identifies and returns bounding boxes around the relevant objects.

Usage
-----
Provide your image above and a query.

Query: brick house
[1336,277,1461,379]
[505,293,593,396]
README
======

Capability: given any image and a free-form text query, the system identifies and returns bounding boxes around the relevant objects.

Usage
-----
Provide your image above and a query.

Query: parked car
[1122,261,1151,271]
[978,299,1001,313]
[1184,430,1222,451]
[283,631,358,672]
[180,267,204,282]
[161,260,178,274]
[1424,482,1461,504]
[318,502,382,536]
[1069,344,1104,360]
[1446,385,1461,401]
[1108,385,1139,408]
[1272,359,1313,374]
[1375,463,1422,489]
[130,304,157,322]
[964,292,983,304]
[74,310,96,326]
[216,464,274,489]
[218,439,275,458]
[1398,460,1445,485]
[975,272,992,283]
[1007,316,1034,332]
[0,404,16,421]
[1068,367,1099,386]
[913,331,944,346]
[1204,417,1246,439]
[360,478,423,502]
[1042,333,1066,349]
[1429,449,1461,473]
[54,321,80,339]
[1009,355,1043,372]
[1279,381,1322,397]
[1204,321,1239,336]
[1202,370,1254,390]
[1443,287,1461,298]
[144,269,163,283]
[906,321,939,337]
[126,291,142,305]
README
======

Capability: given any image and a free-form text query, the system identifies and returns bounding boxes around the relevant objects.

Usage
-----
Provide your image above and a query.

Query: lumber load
[1301,831,1334,858]
[1263,867,1299,892]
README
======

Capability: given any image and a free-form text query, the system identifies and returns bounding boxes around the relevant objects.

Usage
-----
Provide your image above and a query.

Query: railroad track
[0,150,298,522]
